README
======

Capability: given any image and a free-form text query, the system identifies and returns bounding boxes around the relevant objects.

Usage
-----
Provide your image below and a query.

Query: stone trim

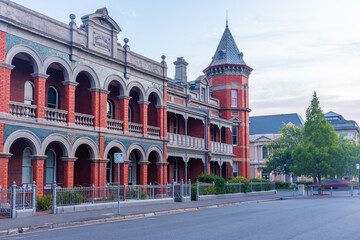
[0,153,13,158]
[60,157,78,162]
[30,155,48,160]
[89,158,109,163]
[118,96,132,100]
[221,107,251,112]
[138,161,150,165]
[137,101,150,105]
[88,88,110,94]
[156,162,169,166]
[31,73,50,79]
[62,81,79,87]
[156,105,167,109]
[0,62,15,70]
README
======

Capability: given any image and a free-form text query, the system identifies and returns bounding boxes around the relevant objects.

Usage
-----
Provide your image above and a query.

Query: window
[46,149,56,184]
[232,162,239,177]
[210,161,216,175]
[22,147,32,184]
[106,153,113,184]
[201,87,205,102]
[47,86,58,109]
[262,146,268,159]
[128,105,133,122]
[173,115,178,134]
[210,125,216,141]
[231,89,237,107]
[219,51,224,59]
[24,81,34,105]
[107,100,114,119]
[232,126,238,145]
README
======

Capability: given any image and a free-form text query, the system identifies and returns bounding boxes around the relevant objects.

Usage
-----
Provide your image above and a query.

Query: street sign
[357,164,359,170]
[114,152,124,163]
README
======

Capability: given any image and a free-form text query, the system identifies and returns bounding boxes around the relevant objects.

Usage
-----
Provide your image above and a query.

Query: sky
[11,0,360,124]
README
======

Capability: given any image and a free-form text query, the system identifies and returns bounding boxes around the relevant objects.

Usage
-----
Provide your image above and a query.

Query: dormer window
[201,87,205,102]
[219,51,224,59]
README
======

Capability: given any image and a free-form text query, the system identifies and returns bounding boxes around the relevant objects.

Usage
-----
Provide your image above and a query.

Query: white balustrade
[45,107,68,123]
[129,122,143,134]
[9,101,37,119]
[75,113,94,127]
[211,141,233,154]
[107,119,123,131]
[167,133,205,150]
[148,126,160,136]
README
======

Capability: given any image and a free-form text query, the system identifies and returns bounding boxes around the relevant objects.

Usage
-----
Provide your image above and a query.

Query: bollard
[11,181,16,218]
[330,186,333,196]
[149,183,153,199]
[351,186,354,196]
[52,182,57,214]
[32,181,36,216]
[196,179,199,201]
[293,187,296,197]
[310,186,313,196]
[180,179,184,202]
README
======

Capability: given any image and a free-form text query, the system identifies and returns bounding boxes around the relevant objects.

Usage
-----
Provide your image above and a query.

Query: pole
[358,168,359,192]
[117,162,120,215]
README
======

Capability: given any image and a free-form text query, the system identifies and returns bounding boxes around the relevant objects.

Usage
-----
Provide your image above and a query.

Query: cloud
[131,11,138,18]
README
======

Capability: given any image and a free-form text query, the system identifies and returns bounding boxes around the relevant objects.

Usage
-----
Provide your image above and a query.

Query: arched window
[106,153,113,184]
[22,147,32,184]
[173,115,178,134]
[128,105,133,122]
[107,100,114,119]
[24,81,34,105]
[47,86,59,109]
[46,149,56,184]
[262,146,268,159]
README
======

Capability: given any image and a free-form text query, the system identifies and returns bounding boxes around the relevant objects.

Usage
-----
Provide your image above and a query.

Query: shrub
[228,176,250,192]
[126,189,147,200]
[191,183,197,200]
[275,181,291,189]
[250,178,269,183]
[295,180,314,186]
[56,191,87,205]
[195,174,225,187]
[36,195,53,211]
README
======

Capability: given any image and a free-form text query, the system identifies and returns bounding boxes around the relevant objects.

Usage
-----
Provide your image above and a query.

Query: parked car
[319,179,355,189]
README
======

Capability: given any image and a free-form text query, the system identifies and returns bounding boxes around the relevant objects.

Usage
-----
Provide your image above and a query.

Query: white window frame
[232,162,239,177]
[22,147,33,184]
[231,89,238,107]
[232,126,238,146]
[107,100,114,119]
[47,86,59,109]
[24,80,34,105]
[45,149,56,185]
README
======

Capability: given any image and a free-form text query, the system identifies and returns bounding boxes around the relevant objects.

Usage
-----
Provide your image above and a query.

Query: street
[1,197,360,240]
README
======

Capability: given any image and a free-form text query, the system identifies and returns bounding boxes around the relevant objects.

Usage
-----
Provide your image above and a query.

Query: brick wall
[75,73,92,115]
[10,58,33,103]
[45,67,65,109]
[74,145,91,186]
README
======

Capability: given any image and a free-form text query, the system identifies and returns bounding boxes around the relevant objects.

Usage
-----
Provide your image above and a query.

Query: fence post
[188,179,191,198]
[351,186,354,196]
[196,179,199,201]
[10,181,16,218]
[32,181,36,216]
[261,181,263,191]
[293,187,296,197]
[172,180,175,200]
[52,182,57,214]
[239,182,242,193]
[137,186,140,200]
[124,185,127,201]
[225,181,228,193]
[250,182,253,192]
[330,186,333,196]
[149,183,153,199]
[180,179,184,202]
[92,184,95,204]
[310,186,313,196]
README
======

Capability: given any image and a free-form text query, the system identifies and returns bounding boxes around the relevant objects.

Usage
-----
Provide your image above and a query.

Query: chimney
[174,57,188,83]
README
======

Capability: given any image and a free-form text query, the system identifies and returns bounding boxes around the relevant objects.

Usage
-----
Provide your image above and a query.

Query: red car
[321,179,355,189]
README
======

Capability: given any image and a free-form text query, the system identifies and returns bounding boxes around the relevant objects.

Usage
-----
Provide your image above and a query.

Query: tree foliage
[292,92,346,184]
[264,124,302,175]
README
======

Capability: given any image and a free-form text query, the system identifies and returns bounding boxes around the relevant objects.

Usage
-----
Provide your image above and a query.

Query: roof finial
[226,10,228,28]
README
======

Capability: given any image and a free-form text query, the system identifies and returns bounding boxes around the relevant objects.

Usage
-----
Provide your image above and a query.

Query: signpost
[114,152,124,215]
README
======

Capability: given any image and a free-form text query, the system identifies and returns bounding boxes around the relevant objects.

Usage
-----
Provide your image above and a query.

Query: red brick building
[0,1,252,195]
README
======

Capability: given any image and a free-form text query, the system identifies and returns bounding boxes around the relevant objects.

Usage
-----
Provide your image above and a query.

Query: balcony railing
[9,101,37,119]
[107,119,123,131]
[129,122,143,134]
[211,141,233,154]
[168,133,205,150]
[148,126,160,136]
[75,113,94,127]
[45,107,68,123]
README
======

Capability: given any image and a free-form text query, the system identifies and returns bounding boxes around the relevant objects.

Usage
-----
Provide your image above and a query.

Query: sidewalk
[0,191,293,236]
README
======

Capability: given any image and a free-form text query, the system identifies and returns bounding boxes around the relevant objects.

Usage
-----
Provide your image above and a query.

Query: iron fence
[169,180,191,202]
[306,185,356,197]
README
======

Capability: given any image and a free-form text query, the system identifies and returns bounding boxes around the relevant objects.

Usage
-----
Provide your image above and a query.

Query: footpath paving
[0,191,294,236]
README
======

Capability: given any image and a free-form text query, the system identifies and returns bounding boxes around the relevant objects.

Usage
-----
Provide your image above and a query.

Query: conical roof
[208,26,246,68]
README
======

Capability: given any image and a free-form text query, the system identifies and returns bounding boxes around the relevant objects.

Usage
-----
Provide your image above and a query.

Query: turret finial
[226,10,228,28]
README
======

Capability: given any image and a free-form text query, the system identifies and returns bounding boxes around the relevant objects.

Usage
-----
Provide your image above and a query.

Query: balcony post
[185,115,188,147]
[0,63,14,113]
[31,73,49,120]
[138,101,150,135]
[62,81,78,124]
[119,96,131,132]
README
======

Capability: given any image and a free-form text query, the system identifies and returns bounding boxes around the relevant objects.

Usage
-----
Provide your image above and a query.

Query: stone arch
[126,143,146,162]
[73,65,100,89]
[126,81,146,101]
[3,130,41,155]
[42,56,73,82]
[146,87,164,106]
[5,44,43,74]
[71,137,99,159]
[104,140,127,158]
[103,74,126,96]
[146,145,163,163]
[40,133,72,157]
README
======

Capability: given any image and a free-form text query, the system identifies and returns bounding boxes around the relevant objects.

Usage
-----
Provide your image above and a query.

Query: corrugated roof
[250,113,304,135]
[208,26,246,68]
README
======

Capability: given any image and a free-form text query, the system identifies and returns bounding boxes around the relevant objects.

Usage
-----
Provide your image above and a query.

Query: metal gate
[0,188,11,217]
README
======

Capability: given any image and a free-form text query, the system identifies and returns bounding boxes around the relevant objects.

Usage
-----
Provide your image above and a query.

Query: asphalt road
[1,197,359,240]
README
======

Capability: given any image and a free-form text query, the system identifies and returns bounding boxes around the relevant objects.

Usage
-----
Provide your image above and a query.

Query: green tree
[264,124,302,176]
[340,136,360,176]
[292,92,346,184]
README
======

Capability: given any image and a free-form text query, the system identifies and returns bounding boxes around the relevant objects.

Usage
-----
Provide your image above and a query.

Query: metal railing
[129,122,143,134]
[169,180,191,202]
[107,118,123,131]
[210,141,233,154]
[9,101,37,119]
[148,126,160,136]
[0,182,36,218]
[74,113,94,127]
[45,107,68,123]
[168,133,205,150]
